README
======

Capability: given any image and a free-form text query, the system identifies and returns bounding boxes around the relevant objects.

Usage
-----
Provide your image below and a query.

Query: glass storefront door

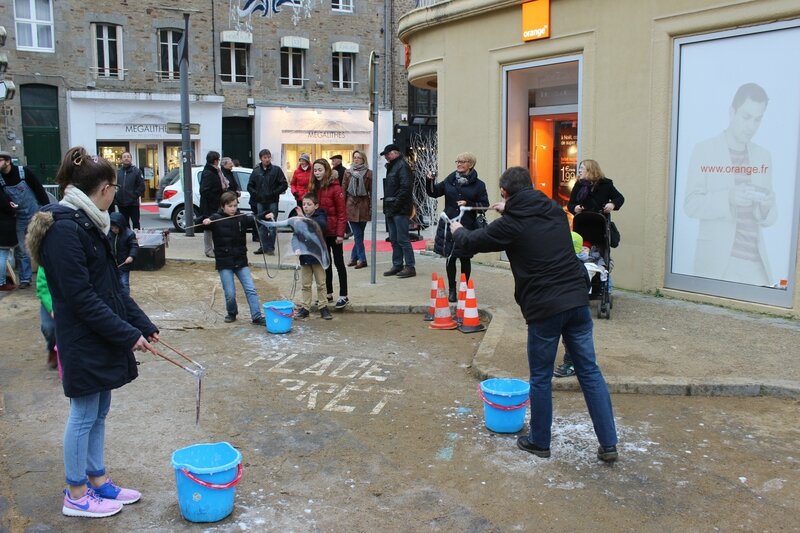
[135,144,159,201]
[529,114,578,208]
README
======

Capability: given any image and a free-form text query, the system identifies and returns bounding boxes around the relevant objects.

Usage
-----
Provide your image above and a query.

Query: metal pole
[369,51,380,284]
[180,13,194,237]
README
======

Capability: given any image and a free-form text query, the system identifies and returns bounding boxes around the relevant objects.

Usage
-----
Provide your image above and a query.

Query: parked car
[158,166,296,232]
[156,168,181,202]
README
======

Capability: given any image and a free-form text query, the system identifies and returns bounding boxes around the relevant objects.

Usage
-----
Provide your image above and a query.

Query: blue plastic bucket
[478,378,530,433]
[263,300,294,334]
[171,442,243,523]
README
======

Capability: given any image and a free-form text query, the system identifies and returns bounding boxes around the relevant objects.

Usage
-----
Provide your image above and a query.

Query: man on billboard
[684,82,777,286]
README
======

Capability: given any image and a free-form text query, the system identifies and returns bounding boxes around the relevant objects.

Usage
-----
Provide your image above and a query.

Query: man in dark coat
[451,166,619,463]
[247,148,287,255]
[0,151,49,289]
[114,152,145,229]
[380,144,416,278]
[330,154,346,184]
[200,150,231,257]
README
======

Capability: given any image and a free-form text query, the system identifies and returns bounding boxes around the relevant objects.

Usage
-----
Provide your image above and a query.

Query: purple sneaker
[90,477,141,504]
[62,488,123,518]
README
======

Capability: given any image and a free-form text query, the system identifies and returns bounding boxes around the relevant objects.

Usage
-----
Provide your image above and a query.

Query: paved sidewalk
[162,227,800,399]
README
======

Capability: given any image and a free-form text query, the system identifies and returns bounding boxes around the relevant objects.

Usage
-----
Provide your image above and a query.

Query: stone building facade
[0,0,411,199]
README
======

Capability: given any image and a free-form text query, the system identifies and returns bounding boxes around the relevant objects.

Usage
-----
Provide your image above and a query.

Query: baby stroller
[572,211,613,319]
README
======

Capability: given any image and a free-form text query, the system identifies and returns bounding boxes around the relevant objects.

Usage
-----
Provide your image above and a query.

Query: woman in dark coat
[567,159,625,216]
[26,146,159,518]
[426,151,489,302]
[199,150,233,257]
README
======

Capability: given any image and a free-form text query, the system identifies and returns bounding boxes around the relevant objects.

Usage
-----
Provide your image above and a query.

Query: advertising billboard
[666,21,800,307]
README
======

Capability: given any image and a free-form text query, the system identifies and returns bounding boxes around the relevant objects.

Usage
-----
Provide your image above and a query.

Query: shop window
[91,24,124,79]
[280,47,305,87]
[221,42,249,83]
[332,52,354,91]
[332,0,354,13]
[159,29,183,81]
[409,85,437,124]
[14,0,54,52]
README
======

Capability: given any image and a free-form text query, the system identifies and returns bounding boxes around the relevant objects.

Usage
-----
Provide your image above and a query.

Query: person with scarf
[567,159,624,216]
[199,151,232,258]
[341,151,372,269]
[559,158,624,378]
[26,147,159,518]
[425,151,489,302]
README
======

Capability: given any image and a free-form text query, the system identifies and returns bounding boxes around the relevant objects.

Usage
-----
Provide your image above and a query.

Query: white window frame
[91,23,124,80]
[14,0,54,52]
[280,47,305,88]
[332,0,354,13]
[332,52,355,91]
[159,29,183,81]
[220,42,250,83]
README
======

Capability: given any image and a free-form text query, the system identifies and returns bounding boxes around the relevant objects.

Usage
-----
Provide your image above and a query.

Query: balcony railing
[416,0,443,6]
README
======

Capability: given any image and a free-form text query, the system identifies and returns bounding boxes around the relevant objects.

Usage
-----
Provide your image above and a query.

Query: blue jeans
[219,266,262,320]
[14,217,33,283]
[64,391,111,485]
[349,221,367,263]
[0,247,10,284]
[386,215,414,268]
[119,271,130,296]
[526,305,617,448]
[256,202,279,252]
[40,304,56,351]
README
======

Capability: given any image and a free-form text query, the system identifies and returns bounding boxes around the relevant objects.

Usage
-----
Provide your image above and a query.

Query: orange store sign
[522,0,550,42]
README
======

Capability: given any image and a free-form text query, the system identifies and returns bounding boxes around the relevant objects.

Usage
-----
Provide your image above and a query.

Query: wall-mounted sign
[522,0,550,42]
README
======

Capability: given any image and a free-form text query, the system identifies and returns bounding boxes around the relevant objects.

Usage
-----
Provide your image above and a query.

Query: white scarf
[60,184,111,234]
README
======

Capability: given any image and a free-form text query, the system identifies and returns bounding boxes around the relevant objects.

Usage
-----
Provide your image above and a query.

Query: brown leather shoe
[396,266,416,279]
[354,261,367,269]
[347,260,357,267]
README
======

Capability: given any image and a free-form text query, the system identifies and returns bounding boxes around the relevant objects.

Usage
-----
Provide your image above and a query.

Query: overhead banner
[666,21,800,307]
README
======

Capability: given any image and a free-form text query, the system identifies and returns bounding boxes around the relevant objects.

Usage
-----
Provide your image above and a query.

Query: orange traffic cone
[459,279,485,333]
[423,272,438,322]
[456,273,467,324]
[429,278,458,330]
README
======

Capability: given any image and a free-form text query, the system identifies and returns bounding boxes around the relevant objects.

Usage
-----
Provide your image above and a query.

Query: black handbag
[609,221,621,248]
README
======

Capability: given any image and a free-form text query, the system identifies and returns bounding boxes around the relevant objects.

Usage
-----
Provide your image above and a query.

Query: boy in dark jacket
[108,212,139,295]
[202,191,265,325]
[287,192,331,320]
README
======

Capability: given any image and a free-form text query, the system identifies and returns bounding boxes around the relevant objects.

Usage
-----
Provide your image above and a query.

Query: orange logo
[522,0,550,42]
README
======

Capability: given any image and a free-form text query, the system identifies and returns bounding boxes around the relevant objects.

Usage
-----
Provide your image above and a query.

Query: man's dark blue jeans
[526,305,617,449]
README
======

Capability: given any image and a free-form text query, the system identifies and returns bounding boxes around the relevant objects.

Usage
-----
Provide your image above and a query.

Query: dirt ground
[1,262,799,532]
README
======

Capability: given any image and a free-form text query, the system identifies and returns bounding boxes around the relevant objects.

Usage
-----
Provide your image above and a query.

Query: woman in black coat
[426,152,489,302]
[26,146,159,517]
[567,159,625,216]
